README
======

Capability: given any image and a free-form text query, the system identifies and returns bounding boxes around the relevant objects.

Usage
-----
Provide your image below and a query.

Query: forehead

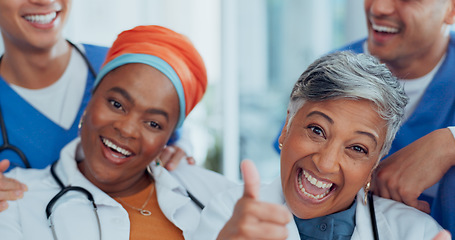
[95,63,180,113]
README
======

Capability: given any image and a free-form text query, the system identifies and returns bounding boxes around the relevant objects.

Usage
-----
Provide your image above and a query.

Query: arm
[0,160,27,212]
[372,128,455,213]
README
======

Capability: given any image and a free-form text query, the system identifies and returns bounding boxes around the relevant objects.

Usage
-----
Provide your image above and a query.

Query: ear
[278,111,291,147]
[444,0,455,25]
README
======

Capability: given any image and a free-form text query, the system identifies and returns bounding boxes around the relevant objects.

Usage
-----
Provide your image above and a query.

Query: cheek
[140,134,169,160]
[342,161,375,190]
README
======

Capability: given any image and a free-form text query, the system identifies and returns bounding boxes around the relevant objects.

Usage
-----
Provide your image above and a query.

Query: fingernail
[15,190,24,197]
[168,163,174,170]
[0,201,8,210]
[22,184,28,191]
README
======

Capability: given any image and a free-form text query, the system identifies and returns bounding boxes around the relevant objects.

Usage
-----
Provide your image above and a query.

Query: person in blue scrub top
[270,0,455,235]
[0,0,191,212]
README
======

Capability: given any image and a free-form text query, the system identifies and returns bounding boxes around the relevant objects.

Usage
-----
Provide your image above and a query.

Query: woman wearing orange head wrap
[0,25,235,240]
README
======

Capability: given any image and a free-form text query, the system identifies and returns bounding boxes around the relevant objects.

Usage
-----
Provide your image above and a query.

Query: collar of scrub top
[93,54,186,129]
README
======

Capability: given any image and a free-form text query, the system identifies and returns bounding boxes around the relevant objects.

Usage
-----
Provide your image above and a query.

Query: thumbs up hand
[217,160,292,240]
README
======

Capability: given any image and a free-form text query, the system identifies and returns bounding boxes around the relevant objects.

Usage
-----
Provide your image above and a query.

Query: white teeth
[303,170,332,189]
[102,138,132,157]
[372,23,399,33]
[297,171,332,200]
[24,12,57,24]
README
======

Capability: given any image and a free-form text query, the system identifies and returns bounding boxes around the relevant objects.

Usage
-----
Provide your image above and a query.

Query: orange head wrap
[94,25,207,128]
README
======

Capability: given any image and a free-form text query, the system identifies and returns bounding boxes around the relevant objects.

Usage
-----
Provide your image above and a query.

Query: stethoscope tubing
[368,192,379,240]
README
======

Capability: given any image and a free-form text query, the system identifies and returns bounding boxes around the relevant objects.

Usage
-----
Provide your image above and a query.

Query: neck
[108,172,153,198]
[0,38,72,89]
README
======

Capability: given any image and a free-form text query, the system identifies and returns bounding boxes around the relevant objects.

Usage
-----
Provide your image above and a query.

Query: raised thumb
[241,159,261,200]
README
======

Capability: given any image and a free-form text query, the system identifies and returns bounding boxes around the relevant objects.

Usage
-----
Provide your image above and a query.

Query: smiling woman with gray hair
[191,51,443,240]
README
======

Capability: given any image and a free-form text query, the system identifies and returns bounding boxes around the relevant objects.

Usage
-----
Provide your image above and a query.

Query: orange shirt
[115,183,184,240]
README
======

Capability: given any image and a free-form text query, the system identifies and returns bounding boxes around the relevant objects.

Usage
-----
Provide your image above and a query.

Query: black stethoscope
[368,191,380,240]
[0,40,97,169]
[46,161,205,240]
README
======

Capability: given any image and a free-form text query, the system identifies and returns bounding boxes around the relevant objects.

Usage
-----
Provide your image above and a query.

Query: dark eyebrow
[145,109,169,121]
[108,87,133,104]
[307,111,334,124]
[108,86,169,121]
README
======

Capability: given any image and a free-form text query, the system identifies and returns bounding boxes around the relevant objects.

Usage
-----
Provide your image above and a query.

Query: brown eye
[109,99,123,110]
[147,121,162,130]
[350,145,368,154]
[309,125,325,138]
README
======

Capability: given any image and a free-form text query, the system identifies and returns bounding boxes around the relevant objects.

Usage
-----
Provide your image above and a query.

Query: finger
[0,175,27,192]
[252,202,291,224]
[410,200,430,214]
[0,189,25,201]
[159,146,176,166]
[241,160,261,200]
[186,156,195,165]
[432,230,452,240]
[373,177,392,200]
[240,222,289,240]
[165,150,186,171]
[388,188,403,203]
[0,159,10,173]
[0,200,8,212]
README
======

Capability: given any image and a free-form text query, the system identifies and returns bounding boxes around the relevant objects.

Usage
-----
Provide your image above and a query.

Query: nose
[313,144,341,174]
[367,0,396,17]
[113,114,140,139]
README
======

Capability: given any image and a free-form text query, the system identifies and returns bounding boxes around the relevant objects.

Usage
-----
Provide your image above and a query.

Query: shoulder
[370,195,442,239]
[81,43,109,54]
[335,38,366,53]
[80,43,109,71]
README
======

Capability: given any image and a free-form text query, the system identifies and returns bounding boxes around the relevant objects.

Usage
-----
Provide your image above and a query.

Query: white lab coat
[192,178,442,240]
[0,138,236,240]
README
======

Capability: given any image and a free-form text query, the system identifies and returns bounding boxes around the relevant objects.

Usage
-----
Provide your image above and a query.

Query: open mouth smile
[371,22,399,34]
[23,11,58,24]
[297,169,335,200]
[101,137,133,158]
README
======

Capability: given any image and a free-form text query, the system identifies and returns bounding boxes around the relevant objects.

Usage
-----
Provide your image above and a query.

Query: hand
[0,159,28,212]
[372,128,455,213]
[159,145,195,171]
[217,160,291,240]
[432,230,452,240]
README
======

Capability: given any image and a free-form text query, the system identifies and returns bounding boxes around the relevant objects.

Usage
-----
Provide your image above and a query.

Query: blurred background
[0,0,367,183]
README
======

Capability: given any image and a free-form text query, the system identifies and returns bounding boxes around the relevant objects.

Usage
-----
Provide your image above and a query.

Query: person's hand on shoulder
[159,145,195,171]
[217,160,291,240]
[0,159,27,212]
[373,128,455,213]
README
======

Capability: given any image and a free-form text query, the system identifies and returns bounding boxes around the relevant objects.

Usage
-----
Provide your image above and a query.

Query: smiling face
[0,0,70,50]
[79,63,179,195]
[279,99,387,219]
[364,0,455,77]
